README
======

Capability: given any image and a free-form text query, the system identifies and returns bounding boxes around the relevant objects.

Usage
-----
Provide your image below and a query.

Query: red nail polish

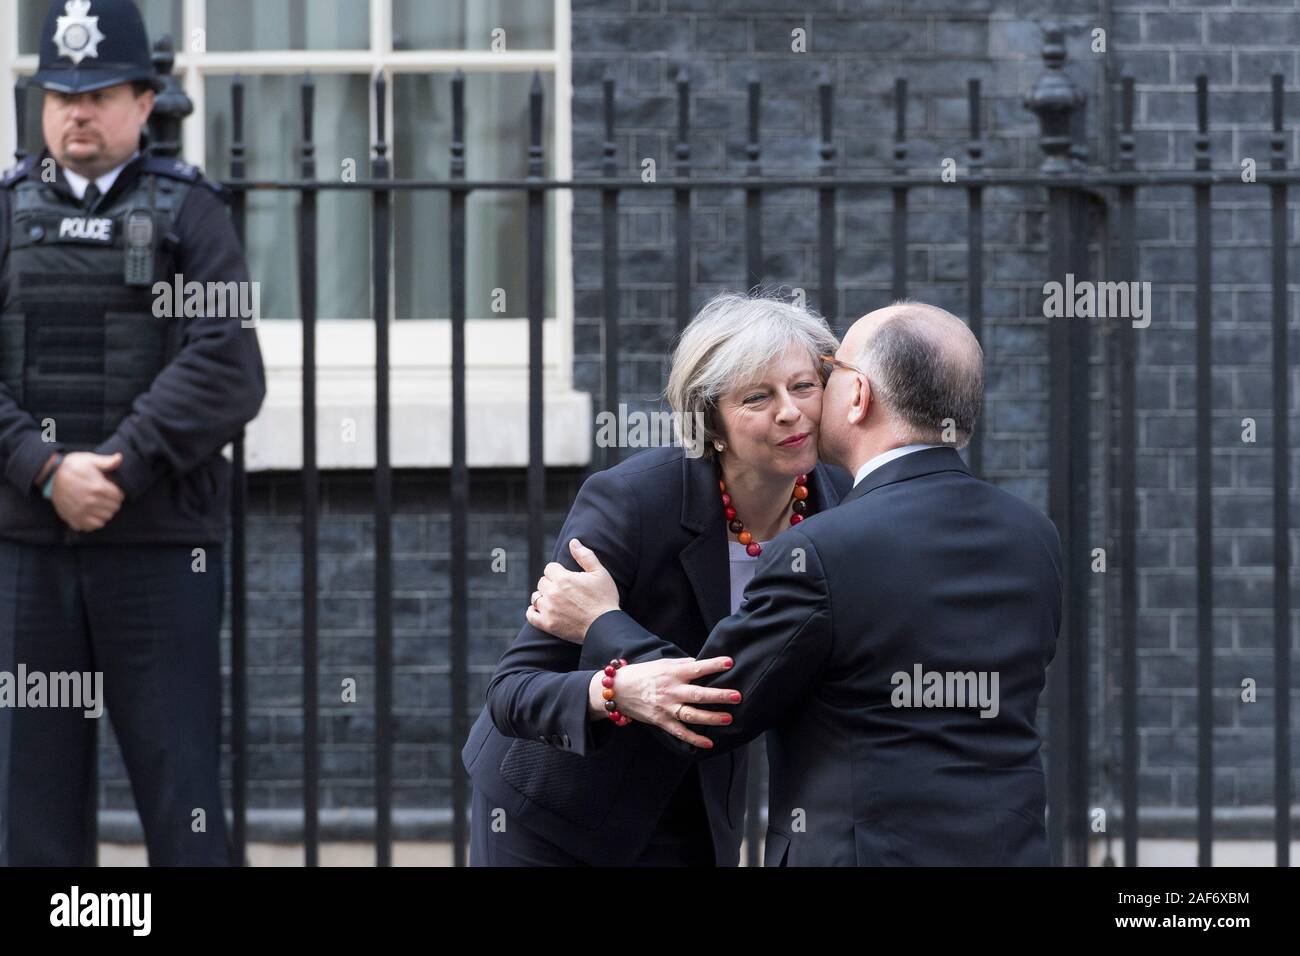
[724,659,734,668]
[722,715,733,724]
[731,692,741,702]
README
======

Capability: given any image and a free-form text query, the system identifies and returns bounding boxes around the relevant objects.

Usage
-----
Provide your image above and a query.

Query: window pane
[205,74,372,321]
[392,72,555,320]
[393,0,553,51]
[207,0,370,51]
[19,0,183,55]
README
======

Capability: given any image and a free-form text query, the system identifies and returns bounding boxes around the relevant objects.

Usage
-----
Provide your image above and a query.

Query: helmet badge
[53,0,106,66]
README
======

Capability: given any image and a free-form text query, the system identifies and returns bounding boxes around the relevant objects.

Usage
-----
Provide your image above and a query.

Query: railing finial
[13,76,30,163]
[148,35,193,157]
[1025,23,1085,173]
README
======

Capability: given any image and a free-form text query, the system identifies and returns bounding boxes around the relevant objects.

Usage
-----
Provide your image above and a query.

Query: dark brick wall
[1111,0,1300,819]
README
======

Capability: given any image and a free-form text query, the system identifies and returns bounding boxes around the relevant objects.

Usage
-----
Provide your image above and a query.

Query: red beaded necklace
[719,472,810,557]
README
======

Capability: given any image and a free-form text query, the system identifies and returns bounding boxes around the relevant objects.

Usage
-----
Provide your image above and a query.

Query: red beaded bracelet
[601,658,631,726]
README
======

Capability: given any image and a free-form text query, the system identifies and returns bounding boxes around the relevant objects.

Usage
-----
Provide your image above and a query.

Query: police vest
[0,156,207,449]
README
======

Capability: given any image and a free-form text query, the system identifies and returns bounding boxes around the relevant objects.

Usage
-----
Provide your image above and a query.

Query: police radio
[123,210,155,287]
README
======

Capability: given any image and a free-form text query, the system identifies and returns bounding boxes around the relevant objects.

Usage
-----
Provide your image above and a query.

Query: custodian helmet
[31,0,162,94]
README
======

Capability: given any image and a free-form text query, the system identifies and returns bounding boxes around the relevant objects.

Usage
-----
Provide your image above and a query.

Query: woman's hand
[526,538,621,643]
[589,656,742,749]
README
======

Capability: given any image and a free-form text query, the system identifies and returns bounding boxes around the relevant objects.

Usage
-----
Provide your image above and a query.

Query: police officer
[0,0,265,865]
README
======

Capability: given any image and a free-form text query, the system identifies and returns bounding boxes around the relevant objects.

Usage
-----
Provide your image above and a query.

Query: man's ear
[847,373,870,426]
[137,89,156,122]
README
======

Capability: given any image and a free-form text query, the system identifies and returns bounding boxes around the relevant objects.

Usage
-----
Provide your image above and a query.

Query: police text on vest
[58,217,113,242]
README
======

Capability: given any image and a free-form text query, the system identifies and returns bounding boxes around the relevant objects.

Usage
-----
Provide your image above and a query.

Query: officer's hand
[51,453,126,533]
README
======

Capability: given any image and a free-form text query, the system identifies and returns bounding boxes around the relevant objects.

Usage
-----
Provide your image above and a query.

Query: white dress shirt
[62,153,137,202]
[852,443,946,488]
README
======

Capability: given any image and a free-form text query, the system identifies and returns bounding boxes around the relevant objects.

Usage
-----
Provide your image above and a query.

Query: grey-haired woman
[461,292,851,866]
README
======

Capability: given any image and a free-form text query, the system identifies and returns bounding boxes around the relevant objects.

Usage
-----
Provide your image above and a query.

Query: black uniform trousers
[0,540,229,866]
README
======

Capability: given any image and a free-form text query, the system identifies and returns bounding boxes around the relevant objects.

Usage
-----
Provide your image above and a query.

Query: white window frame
[1,0,590,470]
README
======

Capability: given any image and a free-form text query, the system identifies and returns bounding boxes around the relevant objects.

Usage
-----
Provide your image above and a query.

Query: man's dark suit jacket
[583,446,1062,866]
[461,444,852,866]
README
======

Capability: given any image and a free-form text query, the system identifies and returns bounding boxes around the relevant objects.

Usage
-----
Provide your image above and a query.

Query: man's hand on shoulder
[526,538,621,643]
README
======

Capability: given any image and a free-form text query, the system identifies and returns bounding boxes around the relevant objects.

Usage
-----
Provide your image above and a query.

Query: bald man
[535,301,1063,866]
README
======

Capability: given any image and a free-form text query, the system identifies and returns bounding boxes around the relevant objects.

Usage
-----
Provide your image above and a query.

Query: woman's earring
[713,441,725,453]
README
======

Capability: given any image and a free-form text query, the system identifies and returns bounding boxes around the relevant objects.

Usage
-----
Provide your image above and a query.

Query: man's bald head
[844,301,984,448]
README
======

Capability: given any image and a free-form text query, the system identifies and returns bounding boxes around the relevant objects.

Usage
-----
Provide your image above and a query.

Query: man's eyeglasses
[818,353,864,383]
